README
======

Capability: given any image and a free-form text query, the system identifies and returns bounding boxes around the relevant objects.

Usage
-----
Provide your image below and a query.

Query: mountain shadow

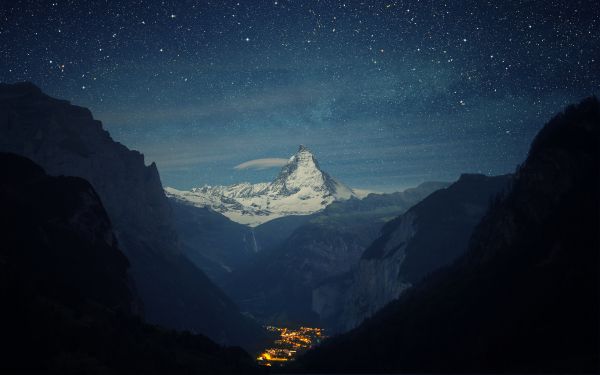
[0,152,259,374]
[169,200,258,284]
[170,198,319,288]
[314,173,511,333]
[297,97,600,373]
[0,82,267,351]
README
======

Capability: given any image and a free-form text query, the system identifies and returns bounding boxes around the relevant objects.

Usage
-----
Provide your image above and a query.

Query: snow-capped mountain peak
[165,145,356,226]
[271,145,330,195]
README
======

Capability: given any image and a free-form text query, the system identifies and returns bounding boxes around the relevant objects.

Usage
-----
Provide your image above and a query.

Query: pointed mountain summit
[271,145,354,199]
[166,145,356,226]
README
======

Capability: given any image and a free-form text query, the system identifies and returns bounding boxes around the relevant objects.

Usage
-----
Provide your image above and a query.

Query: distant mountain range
[166,145,358,226]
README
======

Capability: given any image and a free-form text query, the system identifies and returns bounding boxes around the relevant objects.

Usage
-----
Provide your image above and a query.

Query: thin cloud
[234,158,289,170]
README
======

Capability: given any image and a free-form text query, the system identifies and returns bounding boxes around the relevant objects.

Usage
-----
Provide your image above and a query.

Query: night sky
[1,1,598,191]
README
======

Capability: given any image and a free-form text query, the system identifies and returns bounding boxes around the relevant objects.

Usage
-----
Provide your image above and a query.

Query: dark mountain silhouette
[0,152,258,374]
[314,173,511,333]
[297,97,600,373]
[0,82,266,350]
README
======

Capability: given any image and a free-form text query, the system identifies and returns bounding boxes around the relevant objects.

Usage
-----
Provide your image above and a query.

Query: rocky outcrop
[313,173,512,333]
[0,82,266,350]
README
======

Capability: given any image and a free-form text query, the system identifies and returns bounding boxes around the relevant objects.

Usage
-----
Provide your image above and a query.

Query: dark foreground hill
[0,152,259,374]
[297,97,600,373]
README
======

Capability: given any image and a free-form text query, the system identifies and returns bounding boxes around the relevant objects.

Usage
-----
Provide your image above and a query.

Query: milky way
[1,0,598,191]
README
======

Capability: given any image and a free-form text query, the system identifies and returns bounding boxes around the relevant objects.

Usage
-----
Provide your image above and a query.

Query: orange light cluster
[256,325,325,366]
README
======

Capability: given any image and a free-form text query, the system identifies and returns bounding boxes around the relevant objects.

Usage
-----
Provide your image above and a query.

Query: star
[0,0,596,192]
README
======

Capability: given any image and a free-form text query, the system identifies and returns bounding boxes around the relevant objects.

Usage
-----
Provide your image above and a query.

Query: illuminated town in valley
[257,326,325,366]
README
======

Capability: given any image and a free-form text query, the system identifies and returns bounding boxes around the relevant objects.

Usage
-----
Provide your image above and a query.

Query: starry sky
[1,0,598,192]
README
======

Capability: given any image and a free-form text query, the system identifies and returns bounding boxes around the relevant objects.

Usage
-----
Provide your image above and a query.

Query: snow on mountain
[165,145,357,226]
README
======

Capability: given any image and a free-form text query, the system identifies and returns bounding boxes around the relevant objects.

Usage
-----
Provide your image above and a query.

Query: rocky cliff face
[0,151,134,315]
[299,97,600,373]
[0,152,259,374]
[0,82,266,350]
[313,173,512,333]
[0,83,175,259]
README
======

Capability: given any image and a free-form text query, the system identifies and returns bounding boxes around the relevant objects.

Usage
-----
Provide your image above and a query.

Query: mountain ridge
[0,152,259,374]
[297,96,600,373]
[0,82,267,351]
[313,173,512,333]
